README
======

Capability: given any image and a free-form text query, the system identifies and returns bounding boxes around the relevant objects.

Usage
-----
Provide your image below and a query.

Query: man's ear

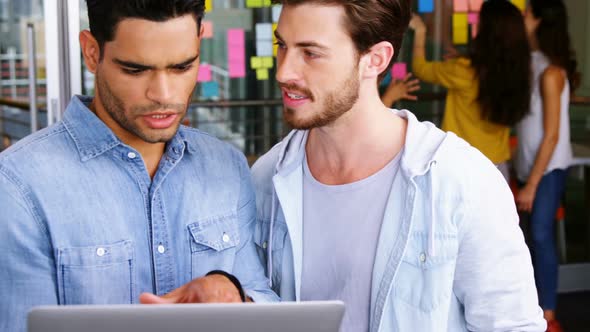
[80,30,100,74]
[360,41,394,79]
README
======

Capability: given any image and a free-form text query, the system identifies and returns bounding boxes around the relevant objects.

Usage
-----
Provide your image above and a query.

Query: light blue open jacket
[251,109,546,332]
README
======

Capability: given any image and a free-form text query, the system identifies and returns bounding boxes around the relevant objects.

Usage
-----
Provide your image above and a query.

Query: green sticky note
[261,57,274,69]
[246,0,263,8]
[251,56,262,69]
[256,69,269,80]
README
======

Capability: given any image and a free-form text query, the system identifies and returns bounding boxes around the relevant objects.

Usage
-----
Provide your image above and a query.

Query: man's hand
[139,274,242,304]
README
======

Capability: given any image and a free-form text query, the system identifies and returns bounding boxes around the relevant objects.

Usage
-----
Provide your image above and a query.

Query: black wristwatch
[206,270,246,302]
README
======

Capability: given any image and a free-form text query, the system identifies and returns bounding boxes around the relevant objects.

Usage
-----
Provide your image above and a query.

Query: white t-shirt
[516,51,573,181]
[300,151,402,332]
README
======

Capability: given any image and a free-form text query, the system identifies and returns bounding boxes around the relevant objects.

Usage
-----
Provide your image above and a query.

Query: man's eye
[173,65,193,72]
[123,68,145,75]
[304,50,319,59]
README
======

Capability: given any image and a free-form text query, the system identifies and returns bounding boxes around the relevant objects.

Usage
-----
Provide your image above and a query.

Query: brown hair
[272,0,411,81]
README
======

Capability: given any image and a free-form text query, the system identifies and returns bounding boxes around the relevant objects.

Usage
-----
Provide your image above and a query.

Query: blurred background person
[516,0,577,330]
[409,0,531,181]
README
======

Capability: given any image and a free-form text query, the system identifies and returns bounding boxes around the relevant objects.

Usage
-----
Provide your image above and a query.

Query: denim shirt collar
[63,95,196,162]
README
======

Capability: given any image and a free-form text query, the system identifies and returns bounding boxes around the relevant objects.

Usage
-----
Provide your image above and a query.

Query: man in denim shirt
[0,1,277,331]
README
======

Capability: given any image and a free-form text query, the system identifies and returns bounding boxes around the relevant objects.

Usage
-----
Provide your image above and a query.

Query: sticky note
[391,62,407,80]
[228,29,245,47]
[453,13,468,45]
[263,0,271,6]
[418,0,434,13]
[471,23,478,39]
[257,40,274,57]
[261,57,274,68]
[256,23,273,41]
[202,21,213,39]
[468,0,483,12]
[272,5,282,23]
[453,0,468,12]
[256,69,269,80]
[205,0,212,12]
[197,64,212,82]
[511,0,526,11]
[201,81,219,98]
[468,13,479,25]
[251,57,263,69]
[246,0,263,8]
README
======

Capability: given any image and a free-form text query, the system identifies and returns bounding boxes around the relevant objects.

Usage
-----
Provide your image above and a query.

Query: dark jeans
[519,169,567,311]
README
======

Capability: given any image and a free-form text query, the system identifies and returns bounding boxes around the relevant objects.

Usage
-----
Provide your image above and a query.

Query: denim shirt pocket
[253,219,287,286]
[392,233,458,312]
[187,213,240,279]
[57,240,135,305]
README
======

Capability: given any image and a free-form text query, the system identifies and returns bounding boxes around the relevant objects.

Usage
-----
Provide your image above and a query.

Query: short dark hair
[85,0,205,58]
[272,0,411,82]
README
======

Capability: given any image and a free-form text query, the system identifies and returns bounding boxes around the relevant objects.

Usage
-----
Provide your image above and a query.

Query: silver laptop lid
[28,301,345,332]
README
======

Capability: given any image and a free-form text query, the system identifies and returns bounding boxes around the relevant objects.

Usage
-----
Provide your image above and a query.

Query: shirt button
[222,233,230,243]
[157,245,166,254]
[419,252,427,263]
[127,152,137,159]
[96,247,106,257]
[262,241,268,249]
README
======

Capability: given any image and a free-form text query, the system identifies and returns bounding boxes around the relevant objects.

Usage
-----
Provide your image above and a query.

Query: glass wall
[0,0,46,148]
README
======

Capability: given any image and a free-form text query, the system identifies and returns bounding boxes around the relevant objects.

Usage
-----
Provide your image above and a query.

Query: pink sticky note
[471,23,478,39]
[468,13,479,25]
[454,0,468,12]
[202,21,213,39]
[227,29,245,46]
[391,62,407,80]
[468,0,483,12]
[197,64,212,82]
[229,60,246,78]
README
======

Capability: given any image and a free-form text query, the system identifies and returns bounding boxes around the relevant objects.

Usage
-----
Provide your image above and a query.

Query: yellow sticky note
[261,57,274,68]
[205,0,212,12]
[246,0,263,8]
[251,57,262,69]
[273,44,278,57]
[256,69,269,80]
[511,0,526,11]
[453,28,468,44]
[453,13,468,45]
[263,0,272,6]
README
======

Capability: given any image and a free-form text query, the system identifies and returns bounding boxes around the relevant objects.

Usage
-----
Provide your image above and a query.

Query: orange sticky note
[468,0,483,12]
[202,21,213,39]
[454,0,468,12]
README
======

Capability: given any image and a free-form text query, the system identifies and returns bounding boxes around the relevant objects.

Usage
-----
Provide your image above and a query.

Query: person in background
[516,1,577,330]
[380,72,420,106]
[410,0,531,181]
[149,0,546,331]
[0,1,276,331]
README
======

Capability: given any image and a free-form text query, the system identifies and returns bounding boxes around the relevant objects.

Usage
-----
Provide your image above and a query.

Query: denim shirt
[0,96,277,332]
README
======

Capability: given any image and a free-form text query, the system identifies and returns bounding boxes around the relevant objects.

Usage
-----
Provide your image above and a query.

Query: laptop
[28,301,345,332]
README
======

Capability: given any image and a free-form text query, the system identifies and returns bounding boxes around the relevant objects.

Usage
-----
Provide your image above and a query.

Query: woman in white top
[517,1,577,331]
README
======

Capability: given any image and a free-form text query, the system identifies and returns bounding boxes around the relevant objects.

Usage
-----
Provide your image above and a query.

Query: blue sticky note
[418,0,434,13]
[201,81,219,98]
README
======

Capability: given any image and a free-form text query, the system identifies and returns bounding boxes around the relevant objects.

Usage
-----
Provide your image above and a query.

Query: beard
[282,68,360,130]
[95,72,187,144]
